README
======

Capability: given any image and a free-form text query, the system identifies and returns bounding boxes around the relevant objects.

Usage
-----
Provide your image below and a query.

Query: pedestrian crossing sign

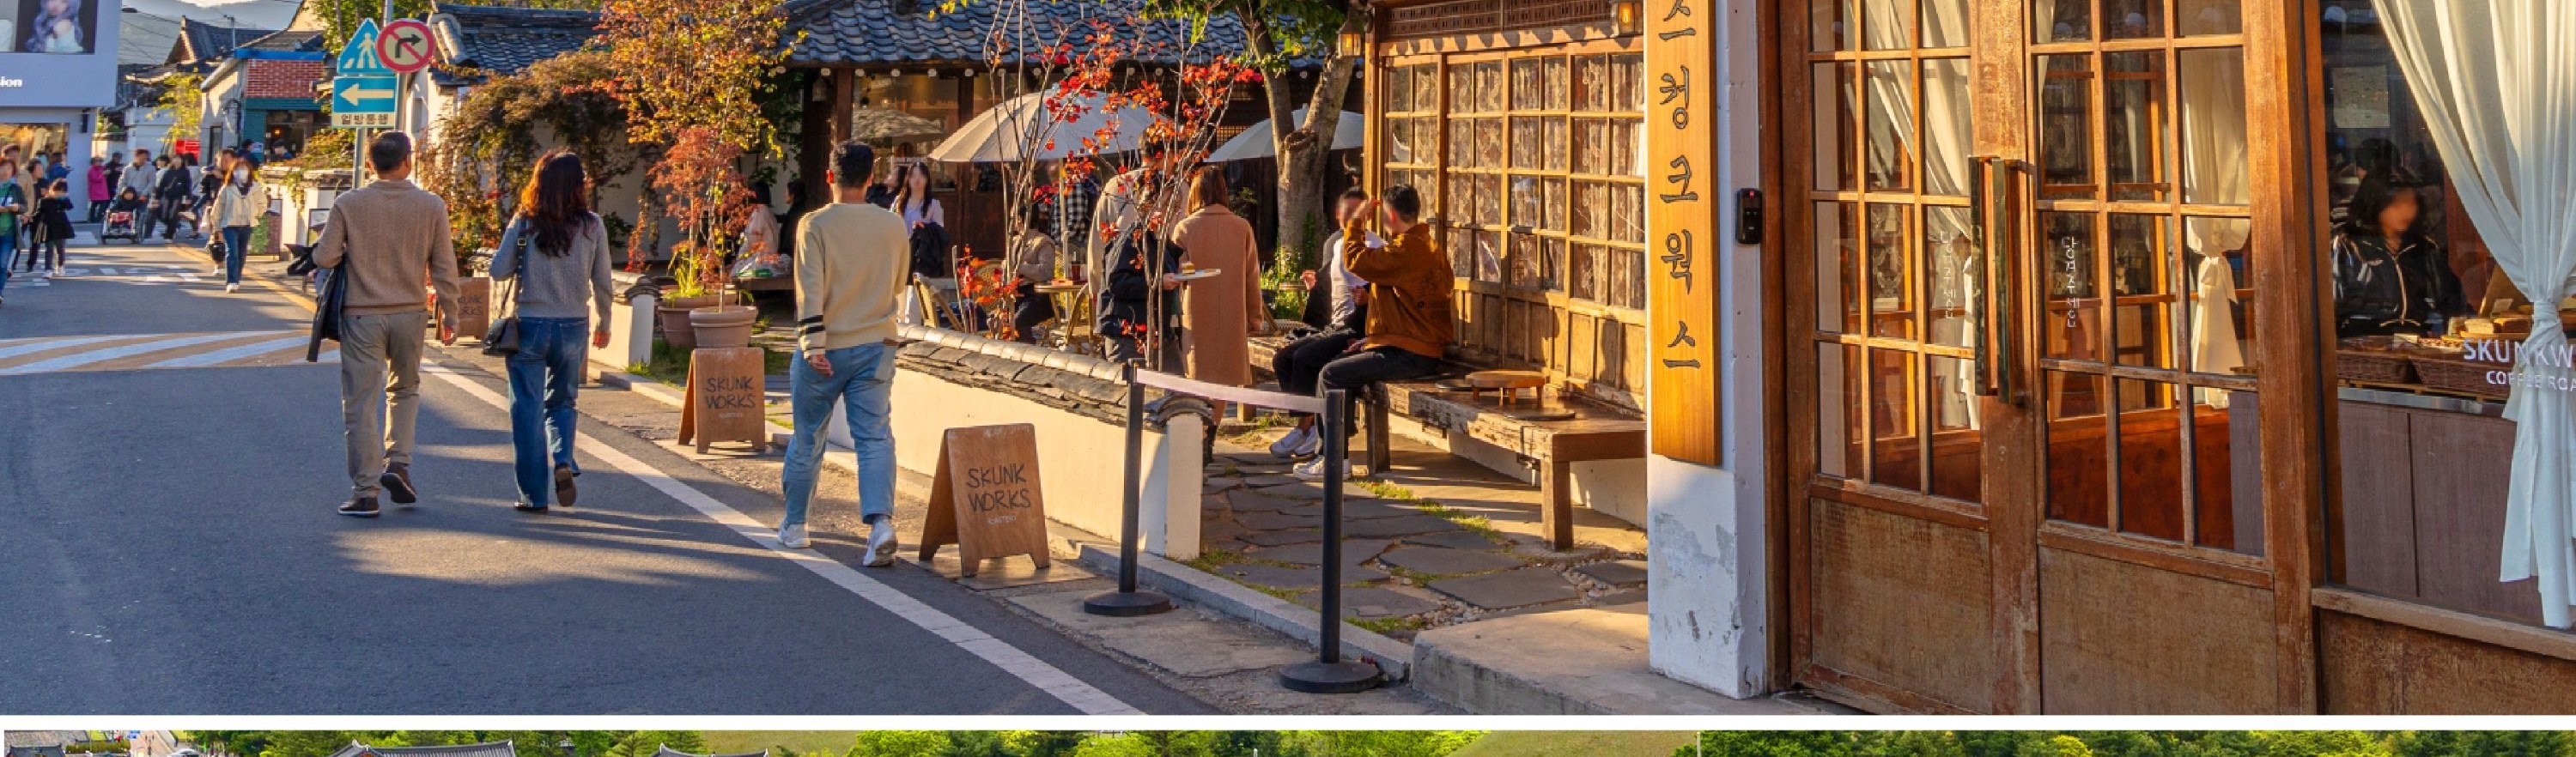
[335,19,392,76]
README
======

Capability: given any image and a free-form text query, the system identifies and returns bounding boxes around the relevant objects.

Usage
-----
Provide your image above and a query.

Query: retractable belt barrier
[1081,363,1383,693]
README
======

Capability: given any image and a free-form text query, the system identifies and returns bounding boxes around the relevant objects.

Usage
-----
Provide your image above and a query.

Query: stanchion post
[1279,387,1383,693]
[1084,360,1174,616]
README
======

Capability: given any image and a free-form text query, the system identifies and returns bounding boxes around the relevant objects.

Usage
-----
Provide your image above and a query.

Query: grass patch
[702,733,859,756]
[1414,501,1509,542]
[1350,615,1427,636]
[1356,479,1421,501]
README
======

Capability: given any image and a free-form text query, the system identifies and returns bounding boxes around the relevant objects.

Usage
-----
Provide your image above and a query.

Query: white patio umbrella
[1202,109,1366,162]
[928,91,1158,163]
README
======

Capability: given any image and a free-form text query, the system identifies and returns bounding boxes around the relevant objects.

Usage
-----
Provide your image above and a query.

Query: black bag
[908,220,953,279]
[483,221,530,357]
[307,264,346,362]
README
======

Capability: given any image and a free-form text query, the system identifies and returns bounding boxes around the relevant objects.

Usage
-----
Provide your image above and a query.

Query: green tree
[1145,0,1363,270]
[2251,732,2386,757]
[851,733,951,757]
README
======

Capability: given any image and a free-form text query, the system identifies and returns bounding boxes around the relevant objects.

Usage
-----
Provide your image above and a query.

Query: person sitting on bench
[1294,184,1451,481]
[1272,187,1381,458]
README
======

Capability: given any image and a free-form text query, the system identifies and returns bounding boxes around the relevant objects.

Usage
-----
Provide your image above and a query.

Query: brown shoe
[380,463,417,505]
[553,464,577,508]
[337,496,380,518]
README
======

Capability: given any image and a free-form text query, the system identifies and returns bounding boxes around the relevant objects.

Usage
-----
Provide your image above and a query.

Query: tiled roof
[242,28,327,54]
[782,0,1272,68]
[323,742,516,757]
[176,18,275,63]
[429,3,602,77]
[3,734,85,749]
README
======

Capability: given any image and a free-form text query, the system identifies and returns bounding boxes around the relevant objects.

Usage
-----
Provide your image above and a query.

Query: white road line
[146,335,313,368]
[419,364,1145,716]
[0,332,270,374]
[0,335,125,360]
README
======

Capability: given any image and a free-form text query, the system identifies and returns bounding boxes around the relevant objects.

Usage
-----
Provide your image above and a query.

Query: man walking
[778,141,909,561]
[150,156,190,241]
[313,132,460,518]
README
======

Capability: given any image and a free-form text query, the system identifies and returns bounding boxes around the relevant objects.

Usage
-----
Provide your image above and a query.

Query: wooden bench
[1373,381,1646,551]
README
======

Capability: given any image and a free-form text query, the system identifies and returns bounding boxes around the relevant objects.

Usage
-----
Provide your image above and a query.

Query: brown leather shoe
[337,496,380,518]
[380,463,417,505]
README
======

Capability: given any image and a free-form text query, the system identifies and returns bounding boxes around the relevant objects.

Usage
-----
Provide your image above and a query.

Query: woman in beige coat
[1167,167,1267,386]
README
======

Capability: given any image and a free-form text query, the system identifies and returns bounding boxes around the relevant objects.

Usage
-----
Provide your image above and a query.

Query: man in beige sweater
[313,132,461,518]
[778,141,911,559]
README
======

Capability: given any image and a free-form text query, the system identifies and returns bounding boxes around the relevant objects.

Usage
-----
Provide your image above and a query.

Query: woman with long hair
[203,155,269,293]
[893,163,953,325]
[1165,167,1267,386]
[2330,178,2464,337]
[488,150,617,512]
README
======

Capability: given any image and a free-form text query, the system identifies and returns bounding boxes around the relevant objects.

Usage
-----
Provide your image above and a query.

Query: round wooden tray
[1168,269,1223,282]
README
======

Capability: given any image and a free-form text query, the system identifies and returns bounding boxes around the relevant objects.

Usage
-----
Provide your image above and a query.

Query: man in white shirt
[1268,188,1382,458]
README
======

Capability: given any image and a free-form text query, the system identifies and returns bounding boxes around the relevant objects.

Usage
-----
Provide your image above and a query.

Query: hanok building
[415,3,605,140]
[324,742,516,757]
[114,17,276,157]
[1364,0,2576,713]
[196,25,330,156]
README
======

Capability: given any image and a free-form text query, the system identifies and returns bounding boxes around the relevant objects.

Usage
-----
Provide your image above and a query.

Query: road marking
[0,332,270,374]
[0,330,327,374]
[421,363,1146,716]
[146,335,314,368]
[0,334,125,360]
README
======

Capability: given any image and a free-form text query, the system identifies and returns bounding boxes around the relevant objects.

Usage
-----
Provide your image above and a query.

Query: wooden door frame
[1771,0,2324,714]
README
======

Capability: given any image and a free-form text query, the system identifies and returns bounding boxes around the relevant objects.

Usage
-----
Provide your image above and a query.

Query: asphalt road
[0,239,1214,715]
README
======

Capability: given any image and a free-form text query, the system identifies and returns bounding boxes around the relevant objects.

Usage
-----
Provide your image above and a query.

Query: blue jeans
[782,342,895,529]
[221,226,251,284]
[0,234,14,294]
[507,317,587,506]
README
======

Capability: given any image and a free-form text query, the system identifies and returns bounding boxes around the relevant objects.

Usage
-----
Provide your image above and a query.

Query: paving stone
[1378,546,1528,577]
[1242,474,1303,488]
[1574,559,1650,589]
[1254,538,1394,568]
[1220,491,1301,512]
[1236,512,1323,530]
[1342,514,1466,538]
[1234,463,1293,475]
[1430,566,1583,610]
[1403,530,1505,551]
[1241,529,1322,547]
[1293,586,1446,620]
[1281,500,1418,520]
[1251,481,1380,500]
[1202,476,1246,494]
[1218,452,1281,466]
[1212,561,1391,590]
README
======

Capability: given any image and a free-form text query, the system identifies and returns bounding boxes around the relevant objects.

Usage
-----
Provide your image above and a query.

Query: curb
[1070,542,1416,681]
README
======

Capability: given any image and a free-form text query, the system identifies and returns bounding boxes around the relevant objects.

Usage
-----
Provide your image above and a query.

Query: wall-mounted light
[1613,0,1643,36]
[1338,27,1364,57]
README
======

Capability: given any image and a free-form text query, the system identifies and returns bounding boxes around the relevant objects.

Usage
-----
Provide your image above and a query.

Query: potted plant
[652,129,764,351]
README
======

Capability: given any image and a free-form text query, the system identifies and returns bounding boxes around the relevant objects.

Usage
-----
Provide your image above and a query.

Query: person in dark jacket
[2331,178,2465,337]
[150,156,191,241]
[1098,230,1183,369]
[26,179,75,276]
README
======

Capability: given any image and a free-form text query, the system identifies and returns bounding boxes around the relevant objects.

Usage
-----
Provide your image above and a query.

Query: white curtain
[2379,0,2576,627]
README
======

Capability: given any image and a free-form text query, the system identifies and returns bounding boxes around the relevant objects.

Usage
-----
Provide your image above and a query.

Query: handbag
[483,221,530,357]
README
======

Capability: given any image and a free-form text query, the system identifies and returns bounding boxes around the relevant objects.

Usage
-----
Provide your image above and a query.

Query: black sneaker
[338,497,380,518]
[553,464,577,508]
[380,463,418,505]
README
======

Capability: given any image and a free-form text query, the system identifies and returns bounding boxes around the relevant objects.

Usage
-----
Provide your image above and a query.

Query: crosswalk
[0,330,333,375]
[3,265,226,288]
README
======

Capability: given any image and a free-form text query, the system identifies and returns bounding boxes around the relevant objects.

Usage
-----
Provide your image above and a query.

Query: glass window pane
[1814,0,1856,51]
[1512,117,1543,170]
[2117,378,2187,542]
[2180,47,2251,205]
[1576,180,1607,238]
[1862,0,1910,51]
[1922,0,1970,47]
[2111,214,2178,370]
[1449,118,1473,167]
[2178,0,2243,35]
[1479,63,1504,112]
[1615,54,1644,112]
[1543,177,1568,232]
[1571,243,1603,301]
[1576,118,1608,175]
[1928,354,1984,502]
[1474,228,1503,282]
[2105,0,2165,39]
[1478,174,1504,226]
[2041,211,2099,360]
[1868,203,1916,339]
[1546,57,1571,110]
[1612,119,1640,177]
[2035,0,2092,42]
[1820,342,1862,479]
[1611,245,1645,309]
[2038,54,2097,199]
[1545,117,1569,172]
[2105,51,2171,203]
[1391,120,1415,164]
[2194,384,2261,555]
[1814,62,1858,192]
[1870,349,1923,491]
[1544,237,1566,291]
[2045,370,2110,527]
[1512,59,1545,111]
[1509,233,1542,290]
[2184,216,2252,375]
[1922,58,1973,197]
[1389,67,1412,112]
[1864,60,1915,192]
[1416,64,1438,112]
[1479,118,1505,167]
[1925,205,1979,348]
[1510,175,1540,229]
[1817,201,1861,333]
[1618,184,1646,244]
[1577,56,1610,112]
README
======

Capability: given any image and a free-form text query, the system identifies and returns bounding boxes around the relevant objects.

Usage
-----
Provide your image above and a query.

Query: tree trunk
[1259,9,1365,276]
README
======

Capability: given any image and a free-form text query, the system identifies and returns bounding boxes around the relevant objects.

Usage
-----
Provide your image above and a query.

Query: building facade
[1366,0,2576,712]
[0,0,121,203]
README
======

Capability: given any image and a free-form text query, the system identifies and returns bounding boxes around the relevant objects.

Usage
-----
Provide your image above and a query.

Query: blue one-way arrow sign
[331,74,398,128]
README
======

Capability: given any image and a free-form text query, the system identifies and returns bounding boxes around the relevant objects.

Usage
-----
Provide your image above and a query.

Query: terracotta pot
[690,305,759,350]
[656,294,721,351]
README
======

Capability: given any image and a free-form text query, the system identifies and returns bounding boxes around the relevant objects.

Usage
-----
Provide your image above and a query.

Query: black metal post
[1279,387,1382,693]
[1084,360,1173,616]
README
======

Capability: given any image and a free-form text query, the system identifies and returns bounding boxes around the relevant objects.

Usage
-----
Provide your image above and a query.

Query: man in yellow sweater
[780,142,912,560]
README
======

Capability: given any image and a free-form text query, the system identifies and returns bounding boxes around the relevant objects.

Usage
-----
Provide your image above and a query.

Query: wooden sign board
[917,423,1053,577]
[677,347,771,454]
[1646,0,1722,466]
[455,276,492,340]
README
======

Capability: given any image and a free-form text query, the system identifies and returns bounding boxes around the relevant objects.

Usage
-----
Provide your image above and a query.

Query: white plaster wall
[1645,0,1774,698]
[1381,412,1650,527]
[878,367,1204,560]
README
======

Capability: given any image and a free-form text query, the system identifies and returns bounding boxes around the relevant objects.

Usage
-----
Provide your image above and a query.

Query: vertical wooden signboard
[1647,0,1721,465]
[455,276,492,340]
[917,423,1053,577]
[677,347,771,454]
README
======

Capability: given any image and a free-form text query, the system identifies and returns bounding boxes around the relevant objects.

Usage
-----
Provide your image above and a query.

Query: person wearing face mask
[204,158,270,294]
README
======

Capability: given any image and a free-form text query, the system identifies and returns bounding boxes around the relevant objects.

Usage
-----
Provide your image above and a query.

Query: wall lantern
[1613,0,1643,36]
[1338,27,1364,57]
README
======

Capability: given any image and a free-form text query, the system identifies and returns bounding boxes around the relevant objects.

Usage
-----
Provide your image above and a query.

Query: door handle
[1971,156,2001,397]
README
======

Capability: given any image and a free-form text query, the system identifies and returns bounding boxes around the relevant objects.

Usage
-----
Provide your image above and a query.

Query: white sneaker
[1267,425,1315,458]
[778,523,810,549]
[864,518,899,566]
[1291,455,1351,481]
[225,283,240,294]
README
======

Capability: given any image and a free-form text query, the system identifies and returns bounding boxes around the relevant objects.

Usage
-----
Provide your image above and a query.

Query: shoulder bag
[483,221,530,357]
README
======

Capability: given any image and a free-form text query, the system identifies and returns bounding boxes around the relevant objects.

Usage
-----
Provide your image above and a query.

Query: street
[0,239,1216,716]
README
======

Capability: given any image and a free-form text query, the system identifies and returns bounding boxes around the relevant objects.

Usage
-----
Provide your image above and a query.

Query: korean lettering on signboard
[1646,0,1720,466]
